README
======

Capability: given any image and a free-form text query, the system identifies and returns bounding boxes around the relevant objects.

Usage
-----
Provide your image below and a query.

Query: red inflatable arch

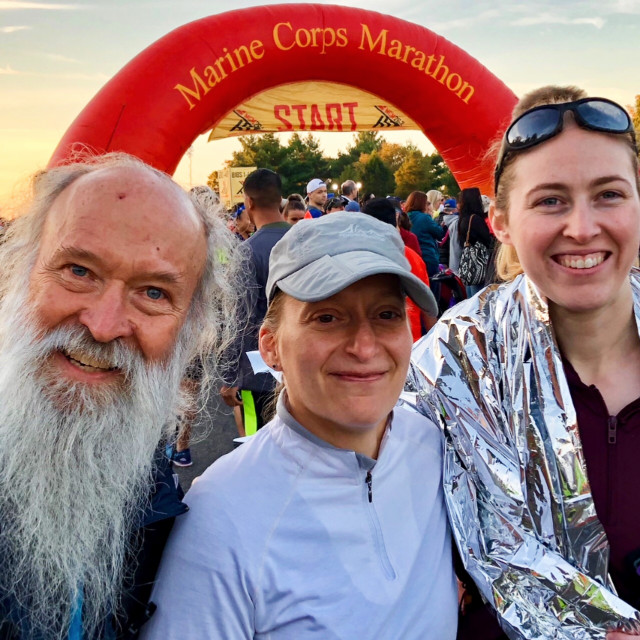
[49,4,517,194]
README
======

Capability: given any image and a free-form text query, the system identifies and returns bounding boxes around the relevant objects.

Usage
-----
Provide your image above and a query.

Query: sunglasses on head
[494,97,636,191]
[326,197,347,210]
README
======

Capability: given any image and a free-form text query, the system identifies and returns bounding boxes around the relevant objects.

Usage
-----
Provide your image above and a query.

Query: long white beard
[0,310,186,639]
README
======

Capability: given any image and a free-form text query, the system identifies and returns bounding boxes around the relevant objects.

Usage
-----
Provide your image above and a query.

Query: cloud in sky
[49,71,108,80]
[414,3,608,32]
[501,0,640,19]
[0,64,107,80]
[428,10,501,32]
[41,52,81,63]
[609,0,640,13]
[0,1,83,9]
[0,25,30,32]
[522,0,640,15]
[511,12,605,28]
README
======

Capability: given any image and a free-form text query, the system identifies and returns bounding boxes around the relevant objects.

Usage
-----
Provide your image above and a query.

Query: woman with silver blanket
[411,85,640,639]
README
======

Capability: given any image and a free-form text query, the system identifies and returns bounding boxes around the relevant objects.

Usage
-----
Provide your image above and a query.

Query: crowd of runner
[226,177,496,309]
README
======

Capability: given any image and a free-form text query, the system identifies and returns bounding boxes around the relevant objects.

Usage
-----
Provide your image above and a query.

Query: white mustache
[36,324,145,376]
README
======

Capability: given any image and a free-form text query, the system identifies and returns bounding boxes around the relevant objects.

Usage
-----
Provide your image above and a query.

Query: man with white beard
[0,153,243,640]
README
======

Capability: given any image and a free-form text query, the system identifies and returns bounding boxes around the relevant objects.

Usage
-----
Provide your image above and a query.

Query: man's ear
[259,326,278,370]
[489,205,512,245]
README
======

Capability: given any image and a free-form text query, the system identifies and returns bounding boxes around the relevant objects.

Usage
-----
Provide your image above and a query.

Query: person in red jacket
[362,198,436,340]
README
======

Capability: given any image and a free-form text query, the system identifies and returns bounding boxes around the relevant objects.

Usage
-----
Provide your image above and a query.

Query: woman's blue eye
[146,288,164,300]
[71,265,88,277]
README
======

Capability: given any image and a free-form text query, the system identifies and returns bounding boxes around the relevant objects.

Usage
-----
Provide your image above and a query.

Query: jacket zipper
[362,469,395,579]
[607,415,617,523]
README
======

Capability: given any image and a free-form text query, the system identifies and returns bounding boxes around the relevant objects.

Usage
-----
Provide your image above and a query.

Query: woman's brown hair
[405,191,428,214]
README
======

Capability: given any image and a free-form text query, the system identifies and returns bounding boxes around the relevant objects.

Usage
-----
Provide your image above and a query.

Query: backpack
[459,214,489,286]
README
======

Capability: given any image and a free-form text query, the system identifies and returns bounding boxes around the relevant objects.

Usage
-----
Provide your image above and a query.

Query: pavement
[172,392,240,492]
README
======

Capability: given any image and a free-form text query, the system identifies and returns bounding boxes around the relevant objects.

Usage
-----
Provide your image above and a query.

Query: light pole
[186,146,194,188]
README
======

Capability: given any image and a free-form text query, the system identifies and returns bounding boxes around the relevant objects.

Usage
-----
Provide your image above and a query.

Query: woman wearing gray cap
[141,212,457,639]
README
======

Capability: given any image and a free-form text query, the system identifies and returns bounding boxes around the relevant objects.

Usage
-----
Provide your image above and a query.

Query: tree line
[206,97,640,200]
[207,131,460,199]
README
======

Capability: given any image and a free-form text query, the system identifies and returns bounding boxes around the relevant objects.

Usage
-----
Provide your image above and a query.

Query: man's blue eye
[71,265,88,277]
[146,288,164,300]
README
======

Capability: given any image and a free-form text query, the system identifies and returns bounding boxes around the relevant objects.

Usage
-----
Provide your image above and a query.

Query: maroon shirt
[399,227,422,257]
[459,361,640,640]
[564,358,640,608]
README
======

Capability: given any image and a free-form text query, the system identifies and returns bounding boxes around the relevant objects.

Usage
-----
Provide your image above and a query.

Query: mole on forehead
[79,165,162,192]
[69,171,175,207]
[59,169,202,230]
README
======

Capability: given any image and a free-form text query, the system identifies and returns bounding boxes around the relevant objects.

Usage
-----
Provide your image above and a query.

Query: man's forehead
[47,165,201,232]
[39,166,208,279]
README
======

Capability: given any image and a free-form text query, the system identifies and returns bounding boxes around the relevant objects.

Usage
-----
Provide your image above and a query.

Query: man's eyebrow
[51,245,183,285]
[135,270,183,286]
[52,245,102,265]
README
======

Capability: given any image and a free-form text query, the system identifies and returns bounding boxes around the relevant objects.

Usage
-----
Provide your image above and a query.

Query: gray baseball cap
[267,211,438,316]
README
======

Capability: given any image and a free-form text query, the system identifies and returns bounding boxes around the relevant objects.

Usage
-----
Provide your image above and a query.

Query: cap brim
[275,251,438,317]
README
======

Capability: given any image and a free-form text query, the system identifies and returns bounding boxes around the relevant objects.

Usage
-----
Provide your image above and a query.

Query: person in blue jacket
[405,190,446,278]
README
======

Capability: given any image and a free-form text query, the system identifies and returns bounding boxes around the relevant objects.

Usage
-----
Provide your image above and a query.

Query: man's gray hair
[341,179,357,197]
[1,152,247,401]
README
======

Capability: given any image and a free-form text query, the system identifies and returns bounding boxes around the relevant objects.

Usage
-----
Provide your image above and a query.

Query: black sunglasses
[325,197,347,211]
[494,97,636,191]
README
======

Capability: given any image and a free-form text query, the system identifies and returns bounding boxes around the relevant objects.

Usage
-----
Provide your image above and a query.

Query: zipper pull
[608,416,617,445]
[365,470,373,503]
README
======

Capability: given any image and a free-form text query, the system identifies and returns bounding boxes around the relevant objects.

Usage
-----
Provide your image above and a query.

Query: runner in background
[426,189,445,218]
[304,178,327,218]
[323,196,348,214]
[220,169,290,437]
[341,179,361,211]
[232,205,255,240]
[362,198,436,339]
[283,197,306,225]
[168,358,204,467]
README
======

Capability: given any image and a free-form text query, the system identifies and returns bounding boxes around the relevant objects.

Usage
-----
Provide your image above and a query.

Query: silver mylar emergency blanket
[409,272,640,639]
